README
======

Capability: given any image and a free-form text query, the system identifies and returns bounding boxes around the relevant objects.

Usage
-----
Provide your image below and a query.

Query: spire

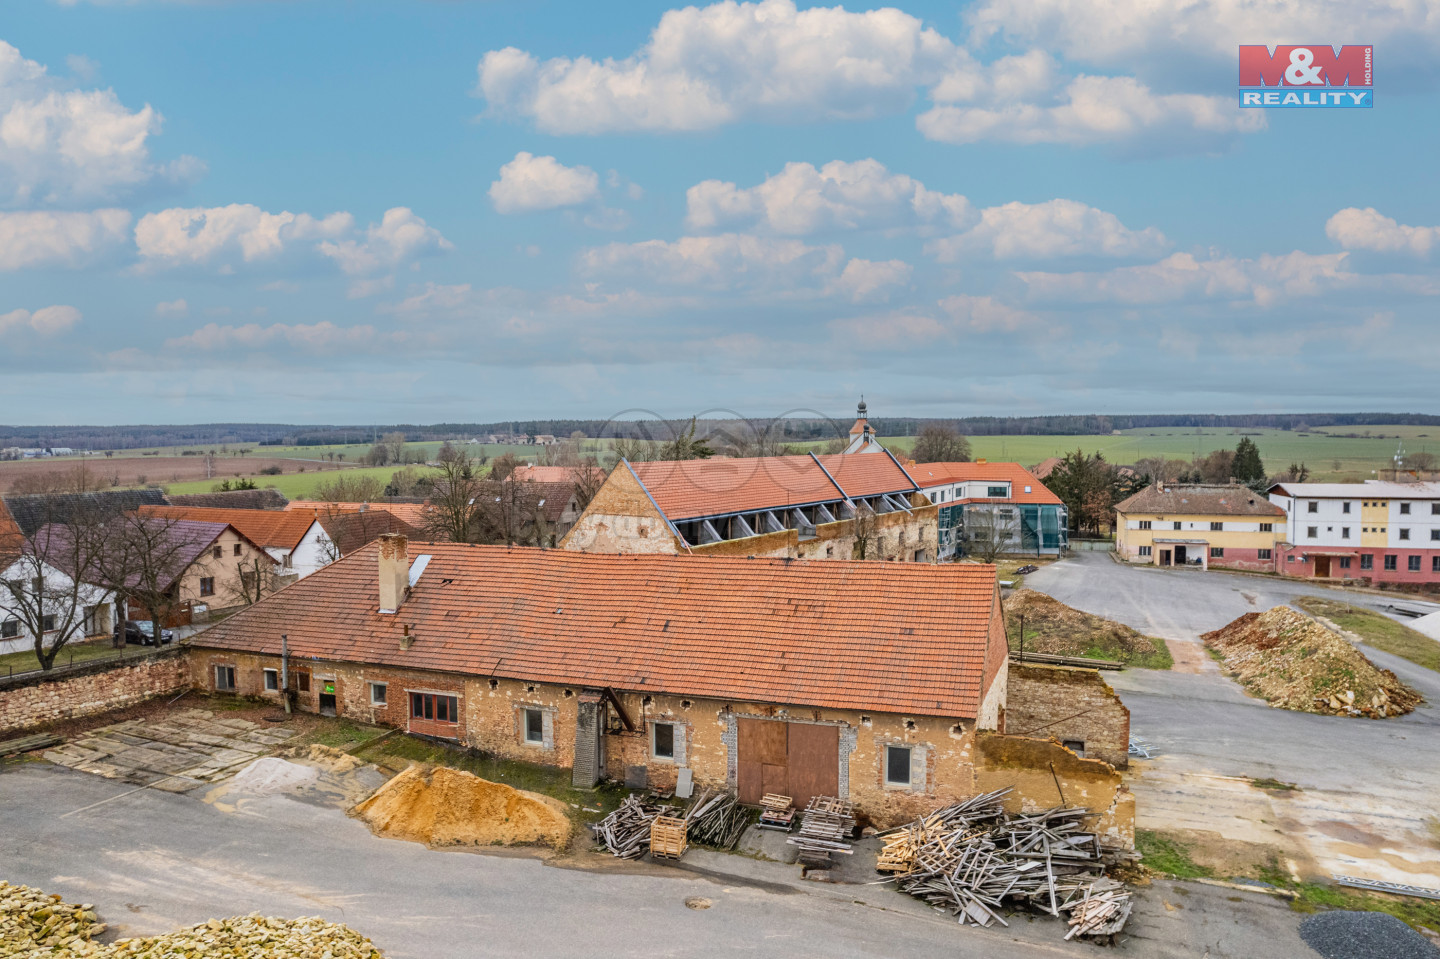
[857,395,867,418]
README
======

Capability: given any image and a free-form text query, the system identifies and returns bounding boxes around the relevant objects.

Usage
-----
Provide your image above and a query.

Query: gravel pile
[1,880,384,958]
[1299,911,1440,959]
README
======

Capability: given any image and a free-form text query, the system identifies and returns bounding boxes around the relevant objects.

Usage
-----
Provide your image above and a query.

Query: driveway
[1024,553,1440,888]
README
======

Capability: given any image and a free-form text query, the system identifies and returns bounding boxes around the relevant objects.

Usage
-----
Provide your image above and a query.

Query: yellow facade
[1116,512,1280,565]
[1360,500,1388,548]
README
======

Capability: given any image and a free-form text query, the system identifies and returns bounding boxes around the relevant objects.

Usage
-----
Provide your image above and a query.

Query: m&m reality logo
[1238,45,1373,108]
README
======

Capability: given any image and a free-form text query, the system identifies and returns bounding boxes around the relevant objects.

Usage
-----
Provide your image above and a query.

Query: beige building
[1115,484,1284,572]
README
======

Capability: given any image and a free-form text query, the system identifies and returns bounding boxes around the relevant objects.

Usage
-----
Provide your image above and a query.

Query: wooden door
[1315,556,1332,577]
[786,723,839,808]
[737,718,787,805]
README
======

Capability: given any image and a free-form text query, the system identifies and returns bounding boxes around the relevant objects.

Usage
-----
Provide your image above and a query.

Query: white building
[1268,481,1440,583]
[1,555,116,656]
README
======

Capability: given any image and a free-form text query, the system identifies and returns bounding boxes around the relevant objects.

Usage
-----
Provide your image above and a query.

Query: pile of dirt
[285,743,364,772]
[1004,589,1160,661]
[1202,607,1422,718]
[351,764,571,850]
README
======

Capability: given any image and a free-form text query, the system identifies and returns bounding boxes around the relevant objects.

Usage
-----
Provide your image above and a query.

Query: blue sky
[2,0,1438,425]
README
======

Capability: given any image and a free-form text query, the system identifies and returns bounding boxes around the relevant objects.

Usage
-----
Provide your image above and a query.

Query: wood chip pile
[787,796,855,868]
[1,880,384,957]
[874,788,1130,940]
[684,790,749,850]
[1202,607,1421,718]
[592,795,670,859]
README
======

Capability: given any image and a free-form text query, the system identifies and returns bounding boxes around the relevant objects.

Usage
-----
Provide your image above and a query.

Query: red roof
[908,462,1062,505]
[192,542,1003,718]
[629,453,916,521]
[510,464,604,483]
[139,505,319,551]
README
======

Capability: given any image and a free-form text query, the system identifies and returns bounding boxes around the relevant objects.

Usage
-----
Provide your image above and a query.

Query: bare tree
[426,443,485,543]
[910,424,973,464]
[313,473,386,503]
[90,514,216,649]
[1407,451,1437,472]
[851,502,878,560]
[4,500,115,670]
[235,555,285,605]
[475,481,551,546]
[382,431,408,466]
[962,506,1010,563]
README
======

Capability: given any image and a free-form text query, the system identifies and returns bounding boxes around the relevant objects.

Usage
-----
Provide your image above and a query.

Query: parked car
[121,620,176,646]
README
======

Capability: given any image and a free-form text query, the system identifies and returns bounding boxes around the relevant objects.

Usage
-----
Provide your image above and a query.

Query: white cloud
[154,298,187,317]
[489,151,600,213]
[477,0,959,134]
[1017,250,1359,306]
[135,203,353,267]
[938,294,1043,331]
[581,233,845,290]
[165,320,396,355]
[317,207,452,276]
[1326,208,1438,257]
[829,258,912,301]
[686,159,974,235]
[918,75,1264,152]
[0,303,81,336]
[0,40,200,205]
[926,198,1168,260]
[0,208,130,269]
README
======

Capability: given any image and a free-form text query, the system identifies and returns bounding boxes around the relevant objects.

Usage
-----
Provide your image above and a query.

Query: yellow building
[1114,484,1285,571]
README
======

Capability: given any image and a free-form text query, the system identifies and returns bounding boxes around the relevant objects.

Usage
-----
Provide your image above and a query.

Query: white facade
[0,556,116,656]
[921,477,1017,504]
[262,520,331,579]
[1270,481,1440,550]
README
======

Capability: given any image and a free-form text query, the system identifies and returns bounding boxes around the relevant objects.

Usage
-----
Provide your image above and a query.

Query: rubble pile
[592,795,670,859]
[0,881,384,958]
[1202,607,1421,718]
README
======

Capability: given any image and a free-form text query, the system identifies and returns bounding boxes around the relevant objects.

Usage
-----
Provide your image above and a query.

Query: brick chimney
[378,533,408,614]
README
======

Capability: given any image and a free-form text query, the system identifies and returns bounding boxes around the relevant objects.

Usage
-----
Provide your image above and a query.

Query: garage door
[736,719,839,808]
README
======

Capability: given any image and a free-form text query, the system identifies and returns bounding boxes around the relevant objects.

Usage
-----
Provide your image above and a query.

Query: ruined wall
[557,466,680,554]
[972,732,1133,849]
[1005,663,1130,768]
[0,649,190,734]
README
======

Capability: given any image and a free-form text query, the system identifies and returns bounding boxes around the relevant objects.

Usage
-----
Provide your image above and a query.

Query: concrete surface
[1024,553,1440,888]
[0,762,1319,959]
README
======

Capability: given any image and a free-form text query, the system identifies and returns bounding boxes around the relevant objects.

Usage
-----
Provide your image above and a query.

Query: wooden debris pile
[649,816,688,860]
[875,788,1130,940]
[757,793,795,831]
[787,796,855,868]
[684,790,749,850]
[592,795,669,859]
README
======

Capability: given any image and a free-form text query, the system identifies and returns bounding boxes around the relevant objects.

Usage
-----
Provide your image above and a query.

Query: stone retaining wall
[0,648,190,735]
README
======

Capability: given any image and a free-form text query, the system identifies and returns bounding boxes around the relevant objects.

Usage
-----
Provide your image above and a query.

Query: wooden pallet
[650,816,689,860]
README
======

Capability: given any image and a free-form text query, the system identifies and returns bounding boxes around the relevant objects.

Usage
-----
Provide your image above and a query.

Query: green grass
[298,718,391,751]
[1117,636,1174,670]
[0,639,132,676]
[1248,777,1300,792]
[1294,596,1440,673]
[1136,829,1214,879]
[162,465,439,499]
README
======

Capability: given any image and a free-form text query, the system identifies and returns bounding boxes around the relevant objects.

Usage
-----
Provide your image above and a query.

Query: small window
[212,546,223,559]
[1210,521,1223,531]
[200,577,215,596]
[1432,503,1439,515]
[1343,502,1351,514]
[1210,547,1224,558]
[1307,527,1318,538]
[1433,557,1440,573]
[1173,521,1182,530]
[1260,523,1273,532]
[296,671,311,692]
[1062,740,1086,757]
[1431,530,1440,541]
[987,486,1007,498]
[1287,555,1295,562]
[520,707,543,743]
[1307,502,1318,513]
[1408,556,1421,572]
[1138,520,1152,530]
[233,543,242,556]
[1341,527,1350,539]
[1138,546,1152,557]
[1400,529,1410,540]
[1,619,19,638]
[1339,557,1351,569]
[885,745,912,786]
[1361,554,1373,570]
[1384,555,1397,571]
[653,722,676,760]
[1258,549,1272,560]
[263,668,279,691]
[42,614,56,632]
[1400,503,1411,514]
[283,554,293,568]
[370,682,387,706]
[215,665,236,691]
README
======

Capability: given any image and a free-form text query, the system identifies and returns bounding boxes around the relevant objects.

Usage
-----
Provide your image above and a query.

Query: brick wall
[0,648,190,735]
[1004,662,1130,768]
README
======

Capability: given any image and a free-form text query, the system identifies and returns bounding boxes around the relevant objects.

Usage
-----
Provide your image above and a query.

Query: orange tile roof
[908,462,1062,505]
[509,464,604,483]
[138,505,319,551]
[193,543,1003,718]
[629,453,917,521]
[285,501,436,530]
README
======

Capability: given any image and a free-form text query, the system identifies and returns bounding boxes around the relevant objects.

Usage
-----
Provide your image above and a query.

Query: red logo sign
[1238,45,1372,87]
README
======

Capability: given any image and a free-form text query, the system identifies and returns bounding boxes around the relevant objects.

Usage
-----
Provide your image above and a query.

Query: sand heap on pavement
[0,880,383,957]
[1202,606,1422,718]
[1004,589,1159,661]
[285,743,365,773]
[351,764,572,850]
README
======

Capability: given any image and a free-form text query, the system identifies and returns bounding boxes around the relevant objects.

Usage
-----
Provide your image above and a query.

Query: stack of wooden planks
[685,790,750,850]
[874,787,1130,940]
[757,793,795,831]
[787,796,856,868]
[592,795,669,859]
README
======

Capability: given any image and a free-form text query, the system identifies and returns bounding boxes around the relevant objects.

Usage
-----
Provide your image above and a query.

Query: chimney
[378,533,408,613]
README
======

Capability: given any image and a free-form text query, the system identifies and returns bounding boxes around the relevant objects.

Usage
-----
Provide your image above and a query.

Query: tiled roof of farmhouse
[139,505,319,551]
[908,462,1063,506]
[1115,484,1286,517]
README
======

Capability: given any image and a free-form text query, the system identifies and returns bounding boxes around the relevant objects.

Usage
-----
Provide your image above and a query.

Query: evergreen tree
[1231,437,1266,488]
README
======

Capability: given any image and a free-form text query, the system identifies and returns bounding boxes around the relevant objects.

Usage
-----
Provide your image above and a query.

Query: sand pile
[228,758,319,797]
[351,765,571,850]
[285,743,364,773]
[1202,607,1422,718]
[1,880,383,957]
[1004,589,1159,661]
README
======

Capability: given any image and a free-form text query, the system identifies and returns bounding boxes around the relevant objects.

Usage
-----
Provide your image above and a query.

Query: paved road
[0,762,1316,959]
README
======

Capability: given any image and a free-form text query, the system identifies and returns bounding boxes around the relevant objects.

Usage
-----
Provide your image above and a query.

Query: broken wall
[1005,662,1131,768]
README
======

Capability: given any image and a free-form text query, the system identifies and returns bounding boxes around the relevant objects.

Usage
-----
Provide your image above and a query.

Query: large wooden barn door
[737,718,787,805]
[736,719,839,807]
[786,723,839,808]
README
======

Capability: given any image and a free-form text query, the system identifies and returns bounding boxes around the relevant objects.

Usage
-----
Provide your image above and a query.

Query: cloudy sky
[2,0,1438,425]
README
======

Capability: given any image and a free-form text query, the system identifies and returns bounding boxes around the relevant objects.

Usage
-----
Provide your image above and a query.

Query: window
[1343,502,1352,514]
[1433,557,1440,573]
[1432,504,1439,515]
[215,665,236,691]
[1173,521,1182,530]
[1384,555,1397,571]
[1307,527,1318,538]
[283,554,293,569]
[42,614,56,631]
[1210,521,1224,531]
[885,745,912,786]
[1287,556,1295,562]
[410,692,459,723]
[296,671,311,692]
[1432,530,1440,541]
[213,546,223,559]
[1138,520,1152,530]
[1258,549,1273,560]
[1138,546,1152,557]
[1340,557,1351,569]
[1062,740,1086,757]
[1400,503,1411,514]
[1,619,18,639]
[233,543,242,556]
[1400,529,1411,540]
[523,707,544,743]
[1260,523,1273,532]
[987,486,1008,498]
[1307,502,1318,513]
[263,668,279,691]
[199,577,215,596]
[652,722,676,760]
[1361,554,1373,570]
[370,682,387,706]
[1208,547,1223,558]
[1342,528,1351,539]
[1408,556,1421,572]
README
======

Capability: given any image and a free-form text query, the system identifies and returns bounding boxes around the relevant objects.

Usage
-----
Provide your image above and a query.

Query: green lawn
[0,639,130,676]
[163,465,440,499]
[1294,596,1440,673]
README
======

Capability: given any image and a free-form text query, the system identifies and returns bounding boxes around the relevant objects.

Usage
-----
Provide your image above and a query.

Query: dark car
[121,620,176,646]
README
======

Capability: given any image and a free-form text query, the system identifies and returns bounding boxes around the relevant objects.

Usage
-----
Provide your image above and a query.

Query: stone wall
[1004,662,1130,768]
[0,648,190,735]
[972,732,1134,849]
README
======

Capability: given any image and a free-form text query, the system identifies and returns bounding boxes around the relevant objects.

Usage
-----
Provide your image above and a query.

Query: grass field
[162,465,437,499]
[1293,596,1440,673]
